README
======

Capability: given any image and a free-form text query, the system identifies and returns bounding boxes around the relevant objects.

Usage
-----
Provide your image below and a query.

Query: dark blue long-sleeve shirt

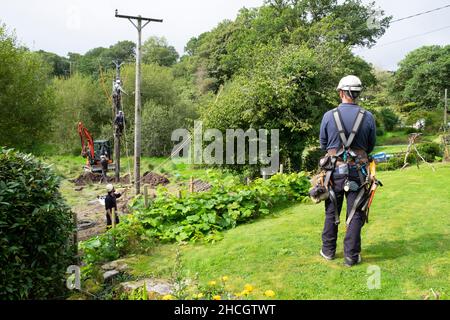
[320,103,376,154]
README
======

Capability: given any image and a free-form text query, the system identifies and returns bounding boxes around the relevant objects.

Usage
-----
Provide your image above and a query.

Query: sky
[1,0,449,71]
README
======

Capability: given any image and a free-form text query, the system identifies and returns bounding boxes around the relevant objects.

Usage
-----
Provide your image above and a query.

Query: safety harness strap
[323,157,340,225]
[346,188,366,227]
[332,108,366,150]
[333,111,348,148]
[346,109,366,149]
[329,189,340,225]
[323,156,337,189]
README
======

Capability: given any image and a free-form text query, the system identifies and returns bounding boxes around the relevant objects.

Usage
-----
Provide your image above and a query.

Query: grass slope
[125,163,450,300]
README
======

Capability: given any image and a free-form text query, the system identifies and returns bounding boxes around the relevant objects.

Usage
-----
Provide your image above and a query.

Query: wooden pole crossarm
[115,10,163,23]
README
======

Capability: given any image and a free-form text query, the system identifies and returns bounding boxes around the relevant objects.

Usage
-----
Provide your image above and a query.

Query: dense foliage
[0,25,55,153]
[0,148,75,299]
[80,173,310,264]
[392,45,450,109]
[51,73,110,155]
[142,36,179,67]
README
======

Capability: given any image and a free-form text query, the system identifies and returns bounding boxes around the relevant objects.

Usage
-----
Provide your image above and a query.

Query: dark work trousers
[321,168,367,263]
[106,210,120,227]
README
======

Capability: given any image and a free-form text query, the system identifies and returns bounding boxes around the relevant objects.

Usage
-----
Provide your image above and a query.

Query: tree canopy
[0,25,55,153]
[142,36,180,67]
[392,45,450,109]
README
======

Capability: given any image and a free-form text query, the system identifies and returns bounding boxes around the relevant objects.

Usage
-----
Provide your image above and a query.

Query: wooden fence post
[73,211,78,261]
[144,185,149,208]
[112,208,116,229]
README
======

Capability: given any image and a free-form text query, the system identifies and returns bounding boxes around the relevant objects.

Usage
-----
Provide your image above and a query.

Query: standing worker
[319,75,376,267]
[100,155,109,184]
[105,184,121,228]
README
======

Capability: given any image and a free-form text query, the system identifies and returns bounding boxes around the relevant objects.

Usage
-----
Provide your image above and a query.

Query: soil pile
[71,172,107,186]
[142,172,170,187]
[71,172,131,186]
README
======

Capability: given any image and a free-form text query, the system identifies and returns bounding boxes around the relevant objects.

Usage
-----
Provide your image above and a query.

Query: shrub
[417,142,442,162]
[0,148,76,299]
[405,127,419,134]
[377,154,416,171]
[303,148,326,172]
[376,127,385,137]
[380,108,399,131]
[399,102,418,113]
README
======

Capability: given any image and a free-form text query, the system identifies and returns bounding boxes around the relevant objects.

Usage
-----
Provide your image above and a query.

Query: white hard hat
[106,184,114,192]
[337,75,363,92]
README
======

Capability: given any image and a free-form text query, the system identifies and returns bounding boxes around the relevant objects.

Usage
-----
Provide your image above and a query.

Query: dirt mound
[71,171,169,187]
[193,179,212,192]
[71,172,108,186]
[71,172,131,186]
[142,172,170,187]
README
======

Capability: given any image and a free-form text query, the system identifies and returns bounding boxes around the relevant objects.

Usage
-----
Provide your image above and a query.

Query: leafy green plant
[80,173,310,264]
[417,142,442,162]
[0,148,76,299]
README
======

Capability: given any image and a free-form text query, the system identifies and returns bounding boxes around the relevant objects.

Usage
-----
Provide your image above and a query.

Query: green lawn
[124,163,450,300]
[373,145,409,154]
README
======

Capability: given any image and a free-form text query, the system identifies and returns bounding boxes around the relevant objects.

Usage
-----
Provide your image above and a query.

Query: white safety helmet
[337,75,363,92]
[106,184,114,193]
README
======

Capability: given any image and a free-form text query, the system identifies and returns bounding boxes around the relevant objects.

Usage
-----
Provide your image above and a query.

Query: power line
[356,24,450,52]
[391,4,450,23]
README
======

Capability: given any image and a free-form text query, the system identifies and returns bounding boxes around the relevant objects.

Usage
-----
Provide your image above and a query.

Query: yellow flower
[162,294,174,300]
[208,280,217,286]
[244,284,254,292]
[213,295,221,300]
[264,290,276,298]
[222,276,229,282]
[240,289,250,296]
[196,293,204,299]
[234,292,242,298]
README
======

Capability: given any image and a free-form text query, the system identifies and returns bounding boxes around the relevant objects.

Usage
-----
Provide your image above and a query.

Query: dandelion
[162,294,175,300]
[208,280,217,286]
[264,290,276,298]
[244,284,254,292]
[213,295,221,300]
[196,293,204,299]
[240,289,250,296]
[222,276,229,282]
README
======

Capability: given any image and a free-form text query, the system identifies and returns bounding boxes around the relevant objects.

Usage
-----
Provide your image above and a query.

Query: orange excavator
[78,122,115,173]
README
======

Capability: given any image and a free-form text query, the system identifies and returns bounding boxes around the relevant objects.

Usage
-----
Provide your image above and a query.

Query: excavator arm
[78,122,95,164]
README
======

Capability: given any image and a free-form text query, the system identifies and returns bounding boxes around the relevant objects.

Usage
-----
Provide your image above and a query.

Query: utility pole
[113,60,124,183]
[115,9,163,194]
[445,89,448,131]
[444,89,450,162]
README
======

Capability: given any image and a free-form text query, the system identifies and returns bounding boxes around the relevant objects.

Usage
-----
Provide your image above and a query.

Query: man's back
[320,103,376,154]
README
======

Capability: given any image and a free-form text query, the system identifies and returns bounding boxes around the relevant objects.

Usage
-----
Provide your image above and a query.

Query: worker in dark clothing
[105,184,121,227]
[114,111,125,136]
[100,155,109,184]
[319,75,376,267]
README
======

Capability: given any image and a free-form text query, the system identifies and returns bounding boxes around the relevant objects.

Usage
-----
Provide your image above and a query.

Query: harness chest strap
[332,108,366,150]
